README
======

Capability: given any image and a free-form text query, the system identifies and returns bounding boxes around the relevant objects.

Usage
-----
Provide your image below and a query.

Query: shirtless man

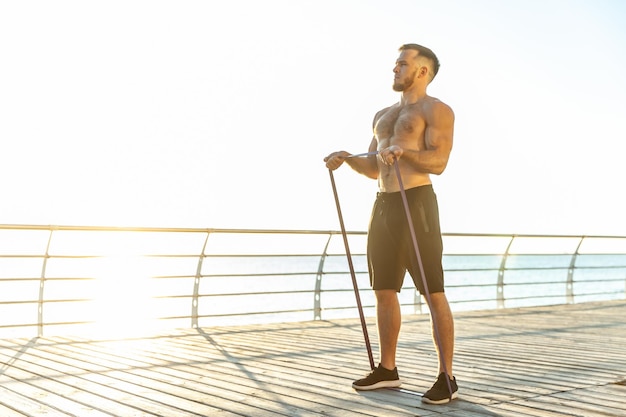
[324,43,457,404]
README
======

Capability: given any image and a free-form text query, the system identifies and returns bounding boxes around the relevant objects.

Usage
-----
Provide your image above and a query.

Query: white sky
[2,0,626,235]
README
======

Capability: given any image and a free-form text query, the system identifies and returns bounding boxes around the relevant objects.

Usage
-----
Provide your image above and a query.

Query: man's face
[392,49,419,92]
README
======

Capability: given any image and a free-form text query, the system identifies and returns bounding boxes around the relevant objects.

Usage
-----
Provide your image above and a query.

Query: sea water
[193,252,626,326]
[1,230,625,335]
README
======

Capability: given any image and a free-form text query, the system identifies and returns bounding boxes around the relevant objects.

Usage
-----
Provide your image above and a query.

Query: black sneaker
[352,364,401,390]
[421,372,458,404]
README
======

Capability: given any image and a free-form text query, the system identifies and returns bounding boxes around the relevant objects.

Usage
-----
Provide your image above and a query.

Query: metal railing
[1,224,625,337]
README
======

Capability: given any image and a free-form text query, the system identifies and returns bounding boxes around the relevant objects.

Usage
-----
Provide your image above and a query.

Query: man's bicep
[427,104,454,152]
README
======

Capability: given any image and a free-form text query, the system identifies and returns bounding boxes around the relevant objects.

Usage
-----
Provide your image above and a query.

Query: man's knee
[375,289,398,305]
[426,291,449,306]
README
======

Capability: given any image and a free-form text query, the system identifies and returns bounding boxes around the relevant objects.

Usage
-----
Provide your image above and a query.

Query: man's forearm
[346,157,379,179]
[401,149,449,175]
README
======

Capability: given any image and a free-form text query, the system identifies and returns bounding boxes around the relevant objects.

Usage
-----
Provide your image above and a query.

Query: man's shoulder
[425,95,451,108]
[425,96,454,118]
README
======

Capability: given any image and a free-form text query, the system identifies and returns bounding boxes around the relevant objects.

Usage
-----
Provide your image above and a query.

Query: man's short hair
[399,43,440,80]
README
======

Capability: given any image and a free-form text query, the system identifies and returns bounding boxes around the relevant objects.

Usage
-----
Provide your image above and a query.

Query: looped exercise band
[327,152,453,400]
[328,168,375,370]
[392,157,454,400]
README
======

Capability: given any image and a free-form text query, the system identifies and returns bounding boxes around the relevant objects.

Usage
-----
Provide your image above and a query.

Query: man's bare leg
[427,292,454,376]
[352,288,402,390]
[354,288,454,393]
[375,289,401,370]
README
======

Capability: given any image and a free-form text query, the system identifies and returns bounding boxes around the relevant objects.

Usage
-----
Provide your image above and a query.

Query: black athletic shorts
[367,184,444,294]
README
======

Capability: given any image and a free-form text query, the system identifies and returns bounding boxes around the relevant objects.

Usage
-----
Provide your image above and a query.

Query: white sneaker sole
[352,379,402,391]
[421,391,459,404]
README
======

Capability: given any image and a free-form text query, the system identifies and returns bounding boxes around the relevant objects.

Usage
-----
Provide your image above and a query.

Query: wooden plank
[44,336,436,417]
[0,381,74,417]
[0,343,220,417]
[0,365,118,417]
[0,300,624,416]
[0,403,27,417]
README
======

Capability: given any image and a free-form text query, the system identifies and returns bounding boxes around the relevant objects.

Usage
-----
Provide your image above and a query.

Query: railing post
[191,232,211,328]
[567,237,585,304]
[497,236,515,308]
[414,290,423,315]
[314,234,333,320]
[38,229,54,337]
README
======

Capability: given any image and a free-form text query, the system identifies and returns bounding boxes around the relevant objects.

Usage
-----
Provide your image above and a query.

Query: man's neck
[400,87,427,105]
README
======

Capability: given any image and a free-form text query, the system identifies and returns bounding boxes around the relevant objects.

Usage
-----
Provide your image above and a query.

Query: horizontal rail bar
[1,224,626,337]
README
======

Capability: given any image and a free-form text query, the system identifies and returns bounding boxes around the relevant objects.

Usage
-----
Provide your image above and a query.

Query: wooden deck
[1,300,625,417]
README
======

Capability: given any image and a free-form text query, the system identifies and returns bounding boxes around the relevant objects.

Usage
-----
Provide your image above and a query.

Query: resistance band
[328,168,375,370]
[392,157,454,400]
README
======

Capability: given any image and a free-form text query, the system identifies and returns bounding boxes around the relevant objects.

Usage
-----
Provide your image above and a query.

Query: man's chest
[374,106,427,143]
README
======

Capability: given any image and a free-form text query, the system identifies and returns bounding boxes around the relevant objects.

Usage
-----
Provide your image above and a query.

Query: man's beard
[392,70,417,92]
